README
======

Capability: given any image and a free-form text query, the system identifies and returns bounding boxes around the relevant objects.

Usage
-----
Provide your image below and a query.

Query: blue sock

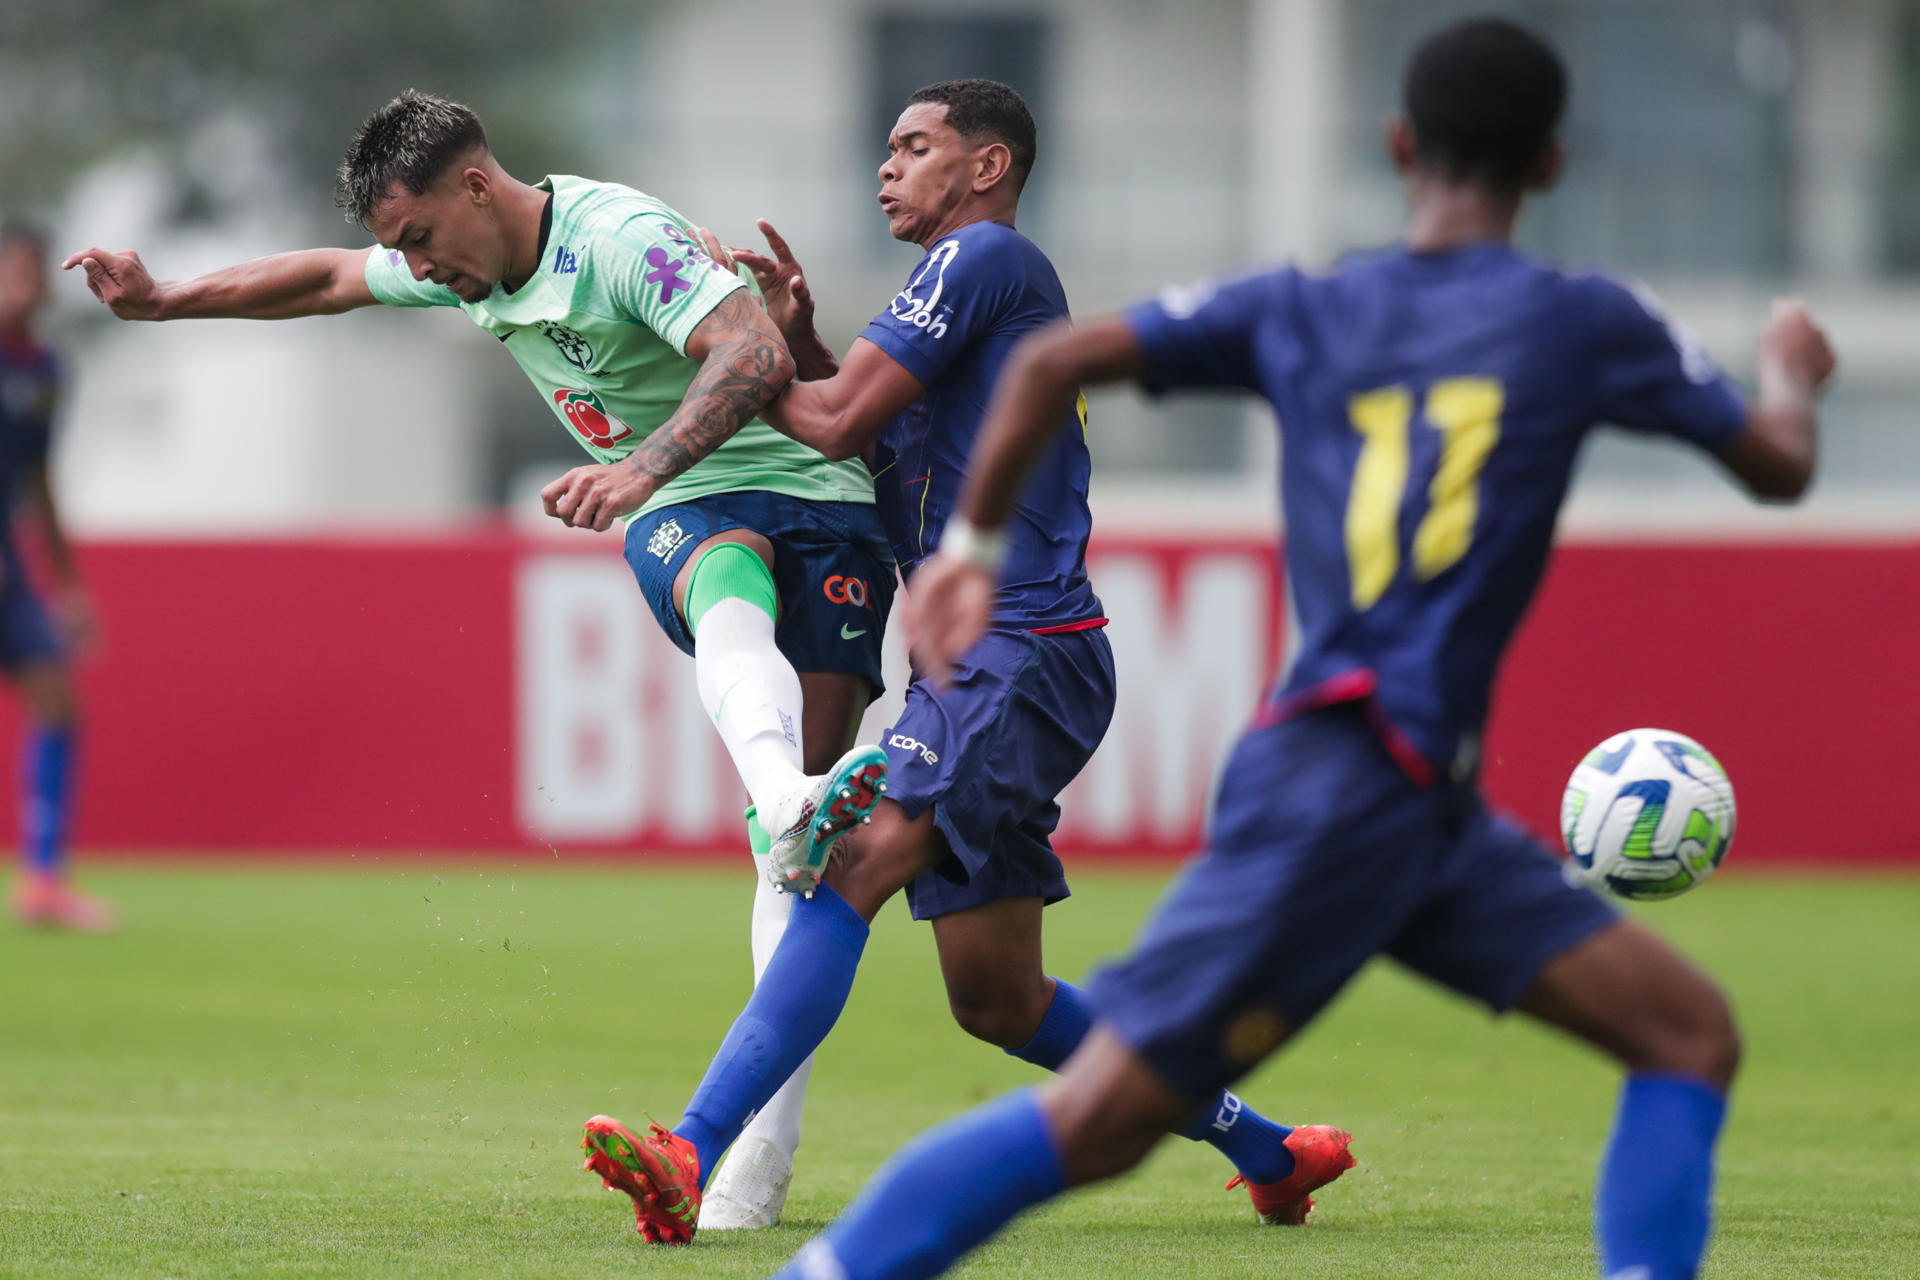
[1004,976,1096,1071]
[771,1089,1066,1280]
[1009,978,1295,1184]
[1175,1087,1296,1183]
[673,884,867,1186]
[21,725,74,876]
[1596,1073,1727,1280]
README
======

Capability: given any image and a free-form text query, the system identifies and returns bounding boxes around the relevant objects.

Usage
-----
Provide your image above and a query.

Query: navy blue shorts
[885,626,1116,922]
[624,492,895,696]
[0,571,58,670]
[1093,702,1619,1100]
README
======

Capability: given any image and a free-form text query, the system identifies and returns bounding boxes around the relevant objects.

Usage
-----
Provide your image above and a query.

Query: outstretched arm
[956,317,1142,528]
[1716,300,1834,502]
[912,316,1143,676]
[61,247,378,321]
[761,338,925,462]
[693,222,923,457]
[542,290,796,530]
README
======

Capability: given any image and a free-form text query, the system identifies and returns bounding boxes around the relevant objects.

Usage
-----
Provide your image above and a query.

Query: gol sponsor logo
[823,575,872,608]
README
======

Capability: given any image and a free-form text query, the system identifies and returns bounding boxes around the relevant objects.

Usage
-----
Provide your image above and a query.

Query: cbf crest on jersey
[537,321,595,370]
[889,238,961,339]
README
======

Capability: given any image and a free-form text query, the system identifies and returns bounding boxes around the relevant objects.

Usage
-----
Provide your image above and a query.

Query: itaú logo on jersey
[888,238,959,339]
[552,388,633,449]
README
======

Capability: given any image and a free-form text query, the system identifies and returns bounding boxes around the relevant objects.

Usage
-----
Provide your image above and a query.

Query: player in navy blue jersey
[579,78,1350,1246]
[0,224,111,932]
[771,20,1836,1280]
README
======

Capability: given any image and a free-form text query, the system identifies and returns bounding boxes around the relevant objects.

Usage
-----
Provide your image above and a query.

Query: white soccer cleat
[698,1136,795,1230]
[764,745,888,894]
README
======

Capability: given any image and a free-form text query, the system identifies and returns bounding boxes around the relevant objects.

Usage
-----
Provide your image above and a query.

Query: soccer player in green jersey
[63,90,892,1227]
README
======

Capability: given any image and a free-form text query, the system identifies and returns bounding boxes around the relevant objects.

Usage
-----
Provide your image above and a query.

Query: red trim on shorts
[1251,667,1438,788]
[1027,617,1110,636]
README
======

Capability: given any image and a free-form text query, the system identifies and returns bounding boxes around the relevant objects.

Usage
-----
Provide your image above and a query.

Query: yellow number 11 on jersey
[1344,378,1503,610]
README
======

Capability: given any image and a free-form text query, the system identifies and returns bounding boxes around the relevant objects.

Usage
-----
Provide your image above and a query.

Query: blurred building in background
[9,0,1915,537]
[1,1,1913,862]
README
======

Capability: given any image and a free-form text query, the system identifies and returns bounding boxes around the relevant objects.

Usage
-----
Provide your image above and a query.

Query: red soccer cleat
[581,1114,703,1244]
[11,873,117,933]
[1225,1124,1356,1225]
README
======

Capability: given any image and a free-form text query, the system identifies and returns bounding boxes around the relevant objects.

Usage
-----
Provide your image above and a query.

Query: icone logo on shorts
[552,388,633,448]
[823,575,873,609]
[888,733,938,766]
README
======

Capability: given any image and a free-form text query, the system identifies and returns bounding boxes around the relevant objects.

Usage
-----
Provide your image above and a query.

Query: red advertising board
[0,533,1913,863]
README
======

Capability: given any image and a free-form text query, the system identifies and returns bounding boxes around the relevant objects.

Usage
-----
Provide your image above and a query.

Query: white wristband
[940,515,1008,575]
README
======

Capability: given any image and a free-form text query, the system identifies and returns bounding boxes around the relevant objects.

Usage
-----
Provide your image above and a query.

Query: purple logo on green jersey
[645,248,690,303]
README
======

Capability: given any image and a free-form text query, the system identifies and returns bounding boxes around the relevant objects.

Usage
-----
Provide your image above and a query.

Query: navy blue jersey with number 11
[1125,242,1749,783]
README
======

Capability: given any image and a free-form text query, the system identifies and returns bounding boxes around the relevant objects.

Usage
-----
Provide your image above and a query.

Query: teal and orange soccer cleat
[1225,1124,1357,1225]
[764,744,889,894]
[582,1115,703,1244]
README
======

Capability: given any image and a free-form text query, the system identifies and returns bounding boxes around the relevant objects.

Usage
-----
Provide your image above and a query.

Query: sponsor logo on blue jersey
[888,238,959,339]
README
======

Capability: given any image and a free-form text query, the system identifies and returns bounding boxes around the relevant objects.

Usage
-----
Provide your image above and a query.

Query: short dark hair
[335,90,490,227]
[1404,17,1567,190]
[907,78,1037,193]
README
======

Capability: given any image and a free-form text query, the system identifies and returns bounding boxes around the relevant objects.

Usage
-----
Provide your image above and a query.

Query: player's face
[366,168,507,304]
[878,103,988,246]
[0,241,49,328]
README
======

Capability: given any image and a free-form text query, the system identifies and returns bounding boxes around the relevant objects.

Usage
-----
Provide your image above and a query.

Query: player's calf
[932,897,1055,1050]
[1521,919,1737,1280]
[1037,1027,1191,1186]
[1521,918,1742,1089]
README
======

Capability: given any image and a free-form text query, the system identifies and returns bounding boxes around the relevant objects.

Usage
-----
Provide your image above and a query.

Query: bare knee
[821,800,940,922]
[1638,981,1742,1090]
[948,980,1052,1051]
[1522,921,1741,1092]
[1046,1098,1162,1184]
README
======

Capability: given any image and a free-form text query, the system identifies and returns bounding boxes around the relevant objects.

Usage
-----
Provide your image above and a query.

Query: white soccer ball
[1560,728,1736,901]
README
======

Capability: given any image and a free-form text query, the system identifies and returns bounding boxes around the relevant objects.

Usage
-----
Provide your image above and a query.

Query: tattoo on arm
[626,292,795,483]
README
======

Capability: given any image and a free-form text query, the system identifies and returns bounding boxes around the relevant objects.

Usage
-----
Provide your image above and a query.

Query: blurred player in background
[1,223,110,932]
[776,20,1836,1280]
[579,79,1349,1248]
[61,92,893,1225]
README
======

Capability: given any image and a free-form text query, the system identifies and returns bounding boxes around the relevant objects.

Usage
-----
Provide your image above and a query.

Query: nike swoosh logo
[840,625,868,640]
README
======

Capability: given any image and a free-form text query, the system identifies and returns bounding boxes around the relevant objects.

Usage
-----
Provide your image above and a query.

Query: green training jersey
[363,174,873,517]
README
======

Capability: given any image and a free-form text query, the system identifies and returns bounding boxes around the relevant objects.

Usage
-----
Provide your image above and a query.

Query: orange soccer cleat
[581,1114,704,1244]
[1225,1124,1356,1225]
[11,873,117,933]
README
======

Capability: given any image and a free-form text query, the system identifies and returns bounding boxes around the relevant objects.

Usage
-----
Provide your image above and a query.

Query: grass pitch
[1,864,1916,1278]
